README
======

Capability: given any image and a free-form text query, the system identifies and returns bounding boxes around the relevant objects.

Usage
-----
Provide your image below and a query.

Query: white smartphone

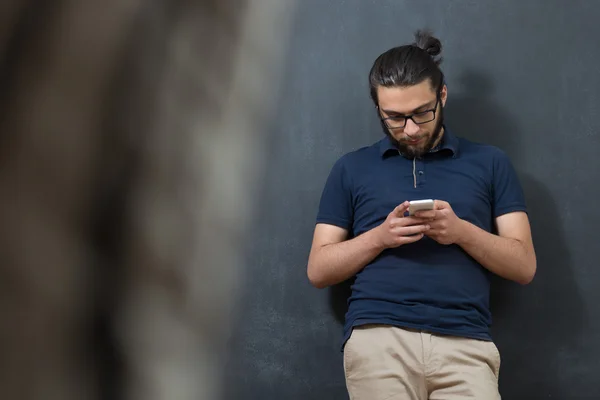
[408,199,434,216]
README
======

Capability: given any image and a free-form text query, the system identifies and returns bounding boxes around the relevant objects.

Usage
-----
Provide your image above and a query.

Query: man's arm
[306,224,384,289]
[456,211,536,285]
[419,201,536,285]
[307,201,431,289]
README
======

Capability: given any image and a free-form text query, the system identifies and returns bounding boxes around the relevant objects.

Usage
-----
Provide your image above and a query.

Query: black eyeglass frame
[377,77,445,130]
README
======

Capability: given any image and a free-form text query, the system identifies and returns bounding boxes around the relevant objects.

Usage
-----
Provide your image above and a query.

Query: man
[307,30,536,399]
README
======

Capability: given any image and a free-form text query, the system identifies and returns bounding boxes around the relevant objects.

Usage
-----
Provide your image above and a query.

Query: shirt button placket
[417,159,425,186]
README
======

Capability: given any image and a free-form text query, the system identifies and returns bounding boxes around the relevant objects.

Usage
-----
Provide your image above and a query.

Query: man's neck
[430,126,445,152]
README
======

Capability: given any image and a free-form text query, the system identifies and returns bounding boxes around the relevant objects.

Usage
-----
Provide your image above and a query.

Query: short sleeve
[316,157,354,230]
[491,149,527,218]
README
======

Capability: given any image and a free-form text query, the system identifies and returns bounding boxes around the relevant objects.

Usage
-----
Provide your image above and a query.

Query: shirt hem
[340,319,492,352]
[493,204,527,218]
[315,216,352,230]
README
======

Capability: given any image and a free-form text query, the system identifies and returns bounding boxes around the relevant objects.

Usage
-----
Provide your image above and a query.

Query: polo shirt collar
[379,125,460,158]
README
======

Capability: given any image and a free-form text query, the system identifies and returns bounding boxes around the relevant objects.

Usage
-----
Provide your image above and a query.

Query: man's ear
[440,84,448,107]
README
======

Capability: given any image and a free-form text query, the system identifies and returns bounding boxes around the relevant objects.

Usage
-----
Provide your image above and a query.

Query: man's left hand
[415,200,466,245]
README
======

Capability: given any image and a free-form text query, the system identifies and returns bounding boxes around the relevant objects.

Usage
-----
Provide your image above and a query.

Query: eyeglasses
[379,96,439,130]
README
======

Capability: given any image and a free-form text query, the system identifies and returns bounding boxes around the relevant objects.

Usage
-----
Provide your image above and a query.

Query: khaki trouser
[343,324,501,400]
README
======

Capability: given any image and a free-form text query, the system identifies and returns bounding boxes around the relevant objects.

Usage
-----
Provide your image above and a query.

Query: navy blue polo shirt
[315,127,527,349]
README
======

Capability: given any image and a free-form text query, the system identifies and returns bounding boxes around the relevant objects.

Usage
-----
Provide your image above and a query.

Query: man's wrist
[365,225,387,252]
[455,218,475,247]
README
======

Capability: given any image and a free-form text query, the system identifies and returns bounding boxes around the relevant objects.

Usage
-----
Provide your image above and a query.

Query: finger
[391,201,410,217]
[426,228,446,237]
[415,210,446,222]
[426,219,446,229]
[414,210,437,219]
[424,230,440,240]
[398,233,425,245]
[396,224,430,236]
[391,216,429,227]
[434,200,449,210]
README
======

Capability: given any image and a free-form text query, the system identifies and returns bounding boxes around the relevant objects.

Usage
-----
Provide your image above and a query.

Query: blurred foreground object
[0,1,295,399]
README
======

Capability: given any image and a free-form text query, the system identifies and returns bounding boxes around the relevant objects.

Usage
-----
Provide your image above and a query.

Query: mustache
[400,135,427,143]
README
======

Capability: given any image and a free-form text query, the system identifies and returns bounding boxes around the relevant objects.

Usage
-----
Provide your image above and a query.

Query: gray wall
[225,1,600,398]
[0,1,294,399]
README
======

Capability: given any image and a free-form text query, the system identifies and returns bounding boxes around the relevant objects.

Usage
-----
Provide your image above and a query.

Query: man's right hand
[307,201,430,288]
[374,201,431,249]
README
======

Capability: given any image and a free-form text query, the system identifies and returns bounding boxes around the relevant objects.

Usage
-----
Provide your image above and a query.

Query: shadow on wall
[329,277,353,326]
[446,70,586,399]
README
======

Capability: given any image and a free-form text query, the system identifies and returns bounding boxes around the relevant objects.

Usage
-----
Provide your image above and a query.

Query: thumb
[391,201,410,217]
[434,200,450,210]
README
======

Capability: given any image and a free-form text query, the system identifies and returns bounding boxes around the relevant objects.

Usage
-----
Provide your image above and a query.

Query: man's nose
[404,118,420,136]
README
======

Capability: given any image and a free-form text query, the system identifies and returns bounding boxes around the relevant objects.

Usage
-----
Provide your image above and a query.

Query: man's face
[377,80,448,158]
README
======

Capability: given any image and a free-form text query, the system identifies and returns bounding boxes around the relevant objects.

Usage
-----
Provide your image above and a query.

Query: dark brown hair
[369,29,444,105]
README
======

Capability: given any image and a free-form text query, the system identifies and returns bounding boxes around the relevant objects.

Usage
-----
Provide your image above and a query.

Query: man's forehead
[377,82,437,112]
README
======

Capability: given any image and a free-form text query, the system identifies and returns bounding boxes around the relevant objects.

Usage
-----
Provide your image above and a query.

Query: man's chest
[351,158,493,235]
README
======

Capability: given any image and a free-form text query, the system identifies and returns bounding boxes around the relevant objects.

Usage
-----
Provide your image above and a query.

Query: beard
[382,105,445,159]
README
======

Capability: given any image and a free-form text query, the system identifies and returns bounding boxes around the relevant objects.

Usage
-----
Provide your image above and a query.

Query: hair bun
[413,29,443,65]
